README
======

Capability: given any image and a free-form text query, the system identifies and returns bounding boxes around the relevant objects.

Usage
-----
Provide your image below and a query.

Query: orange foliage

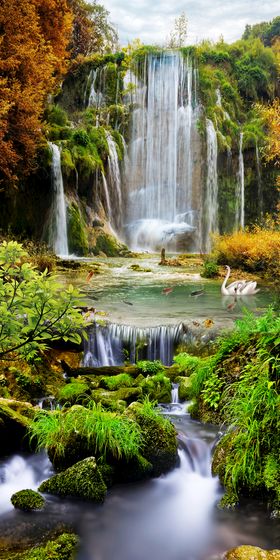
[0,0,72,188]
[257,98,280,187]
[214,227,280,278]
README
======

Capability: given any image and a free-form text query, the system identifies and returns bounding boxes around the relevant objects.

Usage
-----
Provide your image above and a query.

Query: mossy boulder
[112,453,153,483]
[57,381,90,406]
[11,489,45,512]
[99,373,134,391]
[91,387,142,408]
[224,546,280,559]
[39,457,107,502]
[0,400,33,455]
[176,376,192,400]
[126,402,178,476]
[92,232,129,257]
[140,373,172,403]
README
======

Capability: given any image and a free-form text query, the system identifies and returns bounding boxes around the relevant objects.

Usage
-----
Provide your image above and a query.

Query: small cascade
[101,172,112,220]
[177,433,214,478]
[36,396,56,410]
[256,144,263,217]
[86,68,103,108]
[0,454,51,514]
[48,142,69,256]
[171,383,179,404]
[124,52,199,251]
[235,132,245,229]
[106,132,123,229]
[83,323,190,367]
[204,119,218,252]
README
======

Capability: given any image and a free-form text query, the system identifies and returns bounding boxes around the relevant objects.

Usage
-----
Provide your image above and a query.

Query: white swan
[235,281,259,295]
[221,265,246,295]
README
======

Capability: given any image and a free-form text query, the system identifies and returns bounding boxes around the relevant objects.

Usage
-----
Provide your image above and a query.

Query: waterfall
[256,144,263,217]
[124,52,198,251]
[101,172,112,220]
[204,119,218,252]
[106,132,123,229]
[48,142,69,256]
[86,68,103,108]
[235,132,245,229]
[171,383,179,404]
[83,323,191,367]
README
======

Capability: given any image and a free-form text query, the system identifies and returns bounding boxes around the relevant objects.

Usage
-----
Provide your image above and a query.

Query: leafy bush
[173,352,202,374]
[72,129,90,146]
[201,259,219,278]
[57,382,90,405]
[136,360,164,374]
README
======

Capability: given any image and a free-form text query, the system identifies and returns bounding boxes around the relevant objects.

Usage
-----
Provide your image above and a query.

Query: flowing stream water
[0,407,278,559]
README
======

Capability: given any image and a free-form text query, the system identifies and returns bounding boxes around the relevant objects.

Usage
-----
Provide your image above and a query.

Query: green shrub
[46,104,68,127]
[72,129,90,146]
[173,353,203,374]
[136,360,164,374]
[11,489,45,511]
[201,259,219,278]
[57,382,90,405]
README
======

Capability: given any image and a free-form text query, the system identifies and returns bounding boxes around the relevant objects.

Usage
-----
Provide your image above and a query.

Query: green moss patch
[11,489,45,512]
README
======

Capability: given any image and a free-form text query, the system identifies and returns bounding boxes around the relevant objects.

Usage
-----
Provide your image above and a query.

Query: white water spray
[205,119,218,252]
[235,132,245,229]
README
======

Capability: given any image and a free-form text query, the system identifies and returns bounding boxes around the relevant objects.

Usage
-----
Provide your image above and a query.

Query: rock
[140,374,172,403]
[92,218,104,228]
[126,402,178,476]
[176,376,192,400]
[39,457,107,502]
[224,545,280,559]
[11,489,45,511]
[111,454,153,483]
[0,400,33,456]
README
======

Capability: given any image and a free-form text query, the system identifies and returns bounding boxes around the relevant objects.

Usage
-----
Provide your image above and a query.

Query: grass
[29,402,142,462]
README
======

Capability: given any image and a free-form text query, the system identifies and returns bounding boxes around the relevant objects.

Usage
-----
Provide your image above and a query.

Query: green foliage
[140,372,171,403]
[201,259,219,278]
[242,16,280,47]
[8,533,78,560]
[45,105,68,127]
[57,382,90,405]
[201,371,224,409]
[0,241,86,361]
[11,489,45,511]
[67,203,88,256]
[173,353,204,374]
[72,129,90,147]
[100,373,134,391]
[136,360,164,374]
[29,402,142,463]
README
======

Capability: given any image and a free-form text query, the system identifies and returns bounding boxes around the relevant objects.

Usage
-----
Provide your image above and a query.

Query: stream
[0,404,279,559]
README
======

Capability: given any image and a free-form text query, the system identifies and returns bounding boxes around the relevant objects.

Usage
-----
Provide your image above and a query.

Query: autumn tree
[0,0,72,189]
[67,0,119,58]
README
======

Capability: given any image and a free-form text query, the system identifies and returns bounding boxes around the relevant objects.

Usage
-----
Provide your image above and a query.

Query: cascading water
[106,132,123,229]
[83,322,192,366]
[171,383,179,404]
[48,142,69,256]
[124,52,200,251]
[235,132,245,229]
[256,144,263,217]
[204,119,218,252]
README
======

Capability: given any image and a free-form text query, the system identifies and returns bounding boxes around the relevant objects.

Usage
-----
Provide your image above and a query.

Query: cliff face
[0,43,278,255]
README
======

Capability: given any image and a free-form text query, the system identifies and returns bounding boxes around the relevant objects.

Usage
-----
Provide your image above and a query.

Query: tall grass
[29,402,142,462]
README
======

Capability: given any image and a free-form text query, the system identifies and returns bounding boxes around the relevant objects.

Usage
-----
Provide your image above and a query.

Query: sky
[99,0,280,46]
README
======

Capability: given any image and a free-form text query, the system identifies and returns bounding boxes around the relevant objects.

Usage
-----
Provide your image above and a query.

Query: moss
[39,456,107,502]
[126,402,178,476]
[175,377,192,401]
[57,381,90,406]
[60,149,75,178]
[7,532,78,560]
[11,489,45,512]
[99,373,134,391]
[140,373,172,403]
[67,202,88,256]
[225,545,280,559]
[93,232,129,257]
[91,387,142,406]
[112,453,153,483]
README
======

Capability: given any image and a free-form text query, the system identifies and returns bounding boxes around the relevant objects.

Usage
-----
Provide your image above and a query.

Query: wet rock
[11,489,45,512]
[39,457,107,502]
[0,399,33,456]
[224,545,280,559]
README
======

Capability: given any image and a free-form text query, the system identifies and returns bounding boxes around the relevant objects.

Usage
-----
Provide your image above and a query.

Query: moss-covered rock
[140,373,172,403]
[57,381,90,406]
[224,546,280,559]
[112,453,153,483]
[39,457,107,502]
[91,387,142,407]
[126,402,178,476]
[92,232,129,257]
[176,376,192,400]
[99,373,134,391]
[11,489,45,512]
[5,532,78,560]
[67,202,88,256]
[0,400,33,456]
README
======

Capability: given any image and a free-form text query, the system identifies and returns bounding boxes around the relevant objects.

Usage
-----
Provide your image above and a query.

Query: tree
[67,0,119,58]
[0,241,86,361]
[166,12,188,49]
[258,99,280,186]
[0,0,72,189]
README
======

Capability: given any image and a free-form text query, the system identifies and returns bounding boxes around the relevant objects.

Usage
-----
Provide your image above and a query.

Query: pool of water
[0,410,279,559]
[62,257,273,328]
